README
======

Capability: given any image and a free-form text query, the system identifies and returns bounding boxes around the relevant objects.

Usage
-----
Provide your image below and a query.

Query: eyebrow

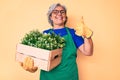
[53,9,65,11]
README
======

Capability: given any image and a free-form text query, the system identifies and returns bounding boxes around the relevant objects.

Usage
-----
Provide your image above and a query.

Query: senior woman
[20,3,93,80]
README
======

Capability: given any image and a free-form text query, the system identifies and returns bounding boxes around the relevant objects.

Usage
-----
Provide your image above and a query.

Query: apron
[40,27,78,80]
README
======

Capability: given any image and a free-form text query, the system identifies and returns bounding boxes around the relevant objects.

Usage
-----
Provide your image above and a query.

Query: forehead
[54,6,65,10]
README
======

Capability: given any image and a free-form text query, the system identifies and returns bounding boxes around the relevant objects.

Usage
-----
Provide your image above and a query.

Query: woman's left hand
[74,16,93,38]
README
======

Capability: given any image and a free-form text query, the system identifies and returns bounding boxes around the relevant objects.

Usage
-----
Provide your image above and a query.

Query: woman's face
[50,6,67,26]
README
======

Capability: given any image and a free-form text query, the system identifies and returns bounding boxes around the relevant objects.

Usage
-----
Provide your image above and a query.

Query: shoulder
[66,27,75,33]
[66,27,76,36]
[43,29,51,33]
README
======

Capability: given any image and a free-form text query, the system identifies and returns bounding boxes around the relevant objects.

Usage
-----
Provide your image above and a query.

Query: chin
[57,21,65,24]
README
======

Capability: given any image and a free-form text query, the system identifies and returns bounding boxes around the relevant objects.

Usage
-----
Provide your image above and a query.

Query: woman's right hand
[20,56,38,73]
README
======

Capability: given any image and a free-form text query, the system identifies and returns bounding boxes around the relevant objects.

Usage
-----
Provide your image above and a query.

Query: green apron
[40,27,78,80]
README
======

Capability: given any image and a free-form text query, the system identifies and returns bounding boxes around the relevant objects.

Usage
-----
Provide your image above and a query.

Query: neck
[53,24,65,29]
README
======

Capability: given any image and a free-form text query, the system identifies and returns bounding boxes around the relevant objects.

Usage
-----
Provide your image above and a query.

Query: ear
[50,15,53,20]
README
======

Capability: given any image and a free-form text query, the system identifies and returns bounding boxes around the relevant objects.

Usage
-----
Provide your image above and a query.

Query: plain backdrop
[0,0,120,80]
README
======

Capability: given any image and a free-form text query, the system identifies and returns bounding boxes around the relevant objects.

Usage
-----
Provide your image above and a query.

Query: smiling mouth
[56,17,63,20]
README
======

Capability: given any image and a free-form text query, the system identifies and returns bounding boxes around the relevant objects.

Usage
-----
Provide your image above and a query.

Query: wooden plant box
[16,44,62,71]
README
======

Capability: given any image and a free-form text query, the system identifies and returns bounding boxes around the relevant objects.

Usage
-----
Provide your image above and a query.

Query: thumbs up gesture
[75,17,93,38]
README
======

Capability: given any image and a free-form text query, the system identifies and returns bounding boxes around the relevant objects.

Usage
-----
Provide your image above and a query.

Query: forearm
[84,37,93,55]
[79,37,93,56]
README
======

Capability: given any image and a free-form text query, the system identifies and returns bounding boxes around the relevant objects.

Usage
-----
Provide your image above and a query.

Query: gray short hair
[47,3,67,26]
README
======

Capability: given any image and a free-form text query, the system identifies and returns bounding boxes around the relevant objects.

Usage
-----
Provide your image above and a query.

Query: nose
[57,11,62,15]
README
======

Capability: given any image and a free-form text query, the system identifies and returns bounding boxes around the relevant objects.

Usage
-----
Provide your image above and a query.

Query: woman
[20,3,93,80]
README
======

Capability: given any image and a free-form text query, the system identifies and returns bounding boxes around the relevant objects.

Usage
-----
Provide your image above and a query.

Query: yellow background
[0,0,120,80]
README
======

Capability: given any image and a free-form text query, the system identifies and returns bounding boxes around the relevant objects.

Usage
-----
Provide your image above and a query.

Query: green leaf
[21,29,66,50]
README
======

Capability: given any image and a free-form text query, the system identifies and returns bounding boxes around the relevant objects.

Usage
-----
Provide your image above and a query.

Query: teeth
[57,17,62,20]
[55,16,62,20]
[58,18,62,19]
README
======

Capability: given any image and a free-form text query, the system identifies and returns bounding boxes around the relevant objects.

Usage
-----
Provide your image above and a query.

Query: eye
[52,10,66,15]
[60,10,66,14]
[52,10,58,14]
